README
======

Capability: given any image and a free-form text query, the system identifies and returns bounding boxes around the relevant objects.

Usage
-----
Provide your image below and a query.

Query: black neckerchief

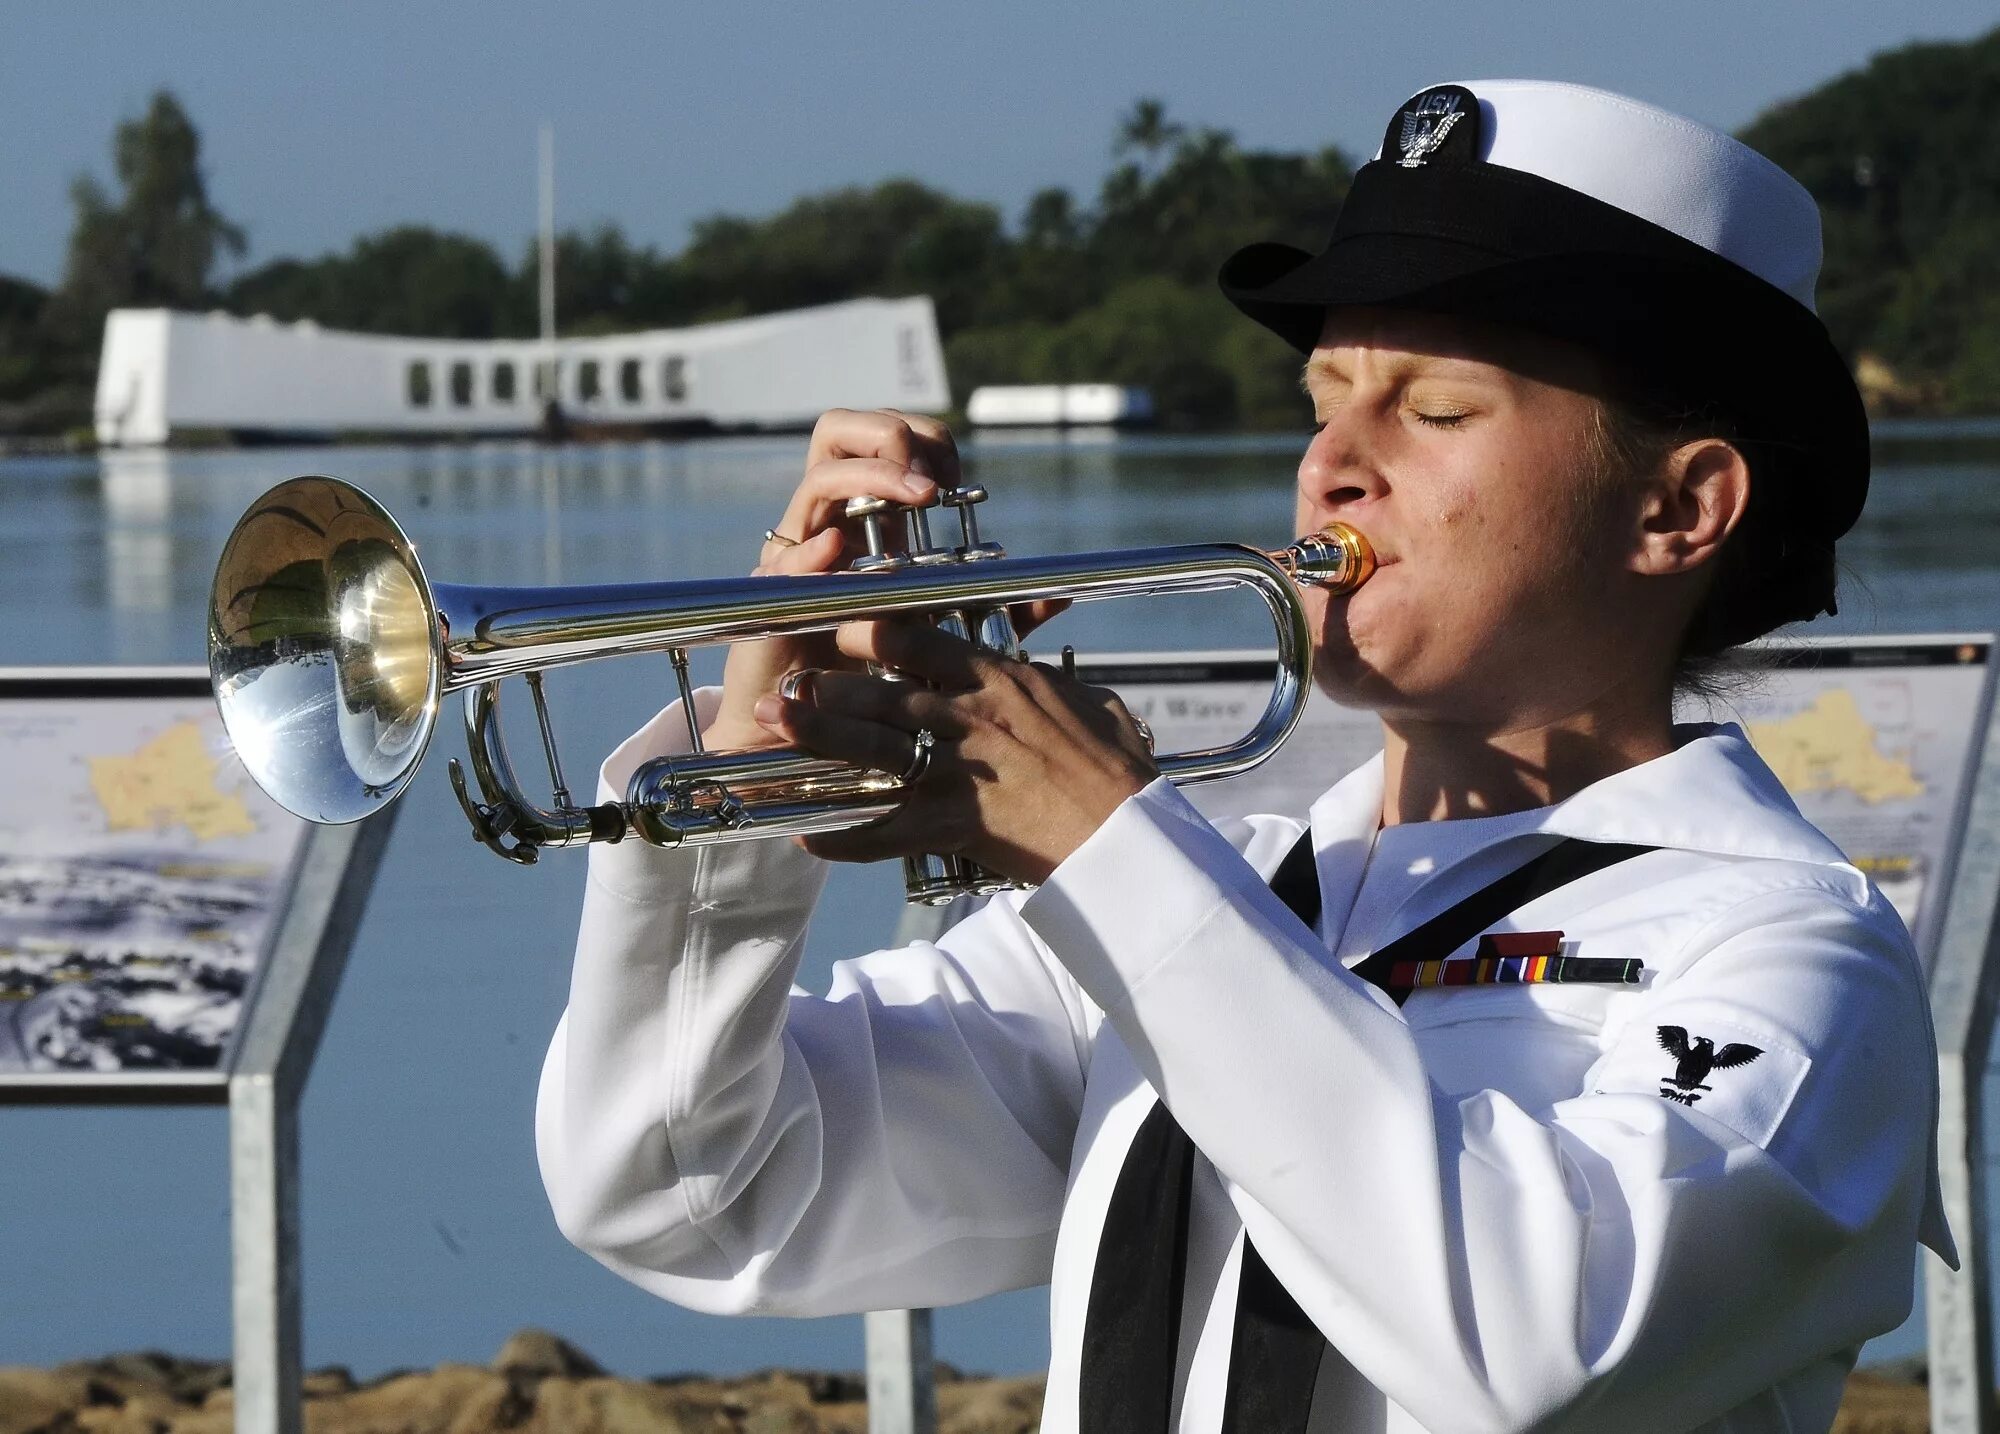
[1078,830,1656,1433]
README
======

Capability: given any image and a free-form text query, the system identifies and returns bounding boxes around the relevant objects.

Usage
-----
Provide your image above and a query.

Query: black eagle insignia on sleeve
[1657,1024,1764,1095]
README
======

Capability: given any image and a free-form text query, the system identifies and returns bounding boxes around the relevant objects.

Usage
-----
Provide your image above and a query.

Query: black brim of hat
[1222,232,1518,352]
[1220,202,1869,545]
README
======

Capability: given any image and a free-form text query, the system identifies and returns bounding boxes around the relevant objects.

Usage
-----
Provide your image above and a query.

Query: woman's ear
[1628,438,1751,577]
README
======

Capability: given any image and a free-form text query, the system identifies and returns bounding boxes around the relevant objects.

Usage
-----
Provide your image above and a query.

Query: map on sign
[1079,637,1993,967]
[1745,689,1924,806]
[89,720,259,842]
[1702,641,1993,961]
[0,676,307,1079]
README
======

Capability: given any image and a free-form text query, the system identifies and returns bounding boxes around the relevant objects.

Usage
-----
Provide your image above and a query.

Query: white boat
[965,383,1154,428]
[92,296,950,447]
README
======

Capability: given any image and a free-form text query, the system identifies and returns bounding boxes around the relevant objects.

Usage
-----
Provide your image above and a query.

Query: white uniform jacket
[537,694,1954,1434]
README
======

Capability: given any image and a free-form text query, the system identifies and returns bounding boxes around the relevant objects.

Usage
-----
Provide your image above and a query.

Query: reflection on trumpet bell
[207,473,1375,904]
[208,474,444,826]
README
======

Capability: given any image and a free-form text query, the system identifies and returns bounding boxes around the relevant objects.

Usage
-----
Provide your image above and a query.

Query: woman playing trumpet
[537,80,1949,1433]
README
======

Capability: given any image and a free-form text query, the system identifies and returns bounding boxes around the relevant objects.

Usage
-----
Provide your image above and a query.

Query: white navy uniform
[537,691,1954,1434]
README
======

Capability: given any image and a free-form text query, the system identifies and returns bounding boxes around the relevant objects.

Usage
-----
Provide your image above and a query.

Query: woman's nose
[1297,413,1386,512]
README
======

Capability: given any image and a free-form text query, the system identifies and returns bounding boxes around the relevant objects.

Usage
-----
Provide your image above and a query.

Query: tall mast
[538,122,557,396]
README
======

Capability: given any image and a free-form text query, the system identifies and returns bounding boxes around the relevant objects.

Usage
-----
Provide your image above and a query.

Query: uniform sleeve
[535,696,1095,1317]
[1021,778,1942,1434]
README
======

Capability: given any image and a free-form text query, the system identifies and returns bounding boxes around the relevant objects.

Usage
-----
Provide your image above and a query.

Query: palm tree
[1115,98,1185,171]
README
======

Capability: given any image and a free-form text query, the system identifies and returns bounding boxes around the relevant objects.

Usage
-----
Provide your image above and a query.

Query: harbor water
[0,429,1994,1379]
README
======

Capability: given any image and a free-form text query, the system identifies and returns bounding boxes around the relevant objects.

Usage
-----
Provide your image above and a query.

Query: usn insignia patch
[1383,84,1480,169]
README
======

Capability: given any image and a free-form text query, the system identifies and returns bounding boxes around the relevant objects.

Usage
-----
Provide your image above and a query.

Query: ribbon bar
[1387,951,1643,992]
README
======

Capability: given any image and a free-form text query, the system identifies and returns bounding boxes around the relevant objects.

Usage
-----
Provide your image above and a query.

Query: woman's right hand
[698,409,955,752]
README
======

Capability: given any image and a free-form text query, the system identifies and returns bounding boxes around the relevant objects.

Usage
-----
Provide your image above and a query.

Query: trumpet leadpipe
[208,474,1374,880]
[431,534,1368,687]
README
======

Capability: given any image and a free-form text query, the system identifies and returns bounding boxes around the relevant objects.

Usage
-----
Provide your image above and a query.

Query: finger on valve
[833,619,988,690]
[783,450,940,549]
[760,690,917,778]
[808,408,961,486]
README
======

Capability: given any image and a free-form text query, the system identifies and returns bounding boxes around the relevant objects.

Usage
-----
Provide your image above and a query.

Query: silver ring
[778,669,820,703]
[763,527,801,548]
[899,727,937,784]
[1131,715,1155,753]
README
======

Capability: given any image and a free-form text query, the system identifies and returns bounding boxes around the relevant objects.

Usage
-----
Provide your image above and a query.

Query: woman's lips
[1352,555,1395,595]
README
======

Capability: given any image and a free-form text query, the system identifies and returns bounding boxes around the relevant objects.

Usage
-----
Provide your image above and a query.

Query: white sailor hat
[1221,80,1866,636]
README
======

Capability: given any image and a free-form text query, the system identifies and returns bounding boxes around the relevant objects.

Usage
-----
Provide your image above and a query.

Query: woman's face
[1296,307,1670,727]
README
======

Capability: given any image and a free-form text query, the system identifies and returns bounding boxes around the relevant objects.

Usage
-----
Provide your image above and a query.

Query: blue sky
[2,1,1995,289]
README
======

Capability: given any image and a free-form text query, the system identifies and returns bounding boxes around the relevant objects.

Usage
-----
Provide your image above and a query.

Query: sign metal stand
[861,898,955,1434]
[226,813,396,1434]
[1924,687,2000,1434]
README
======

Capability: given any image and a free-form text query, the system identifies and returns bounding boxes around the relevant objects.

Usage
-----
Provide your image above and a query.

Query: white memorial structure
[92,296,950,447]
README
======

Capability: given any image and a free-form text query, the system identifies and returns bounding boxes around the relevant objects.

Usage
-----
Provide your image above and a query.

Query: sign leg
[1926,1056,1995,1434]
[1925,690,2000,1434]
[221,815,395,1434]
[230,1074,302,1434]
[867,1308,937,1434]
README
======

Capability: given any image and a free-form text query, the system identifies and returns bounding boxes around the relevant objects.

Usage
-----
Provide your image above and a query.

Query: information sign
[0,669,311,1096]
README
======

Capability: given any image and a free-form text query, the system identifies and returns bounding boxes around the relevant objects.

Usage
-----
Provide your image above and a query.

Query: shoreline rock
[0,1332,1928,1434]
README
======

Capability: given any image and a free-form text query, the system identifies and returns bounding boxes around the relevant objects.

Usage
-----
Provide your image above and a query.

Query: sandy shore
[0,1331,1934,1433]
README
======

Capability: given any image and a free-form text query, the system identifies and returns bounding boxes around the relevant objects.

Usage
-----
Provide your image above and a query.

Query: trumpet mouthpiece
[1282,522,1375,594]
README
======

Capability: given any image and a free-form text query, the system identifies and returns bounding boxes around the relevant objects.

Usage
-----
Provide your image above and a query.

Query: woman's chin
[1312,612,1446,713]
[1311,590,1398,700]
[1311,633,1391,709]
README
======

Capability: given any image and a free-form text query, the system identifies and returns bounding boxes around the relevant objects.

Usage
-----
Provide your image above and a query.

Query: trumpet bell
[208,475,444,824]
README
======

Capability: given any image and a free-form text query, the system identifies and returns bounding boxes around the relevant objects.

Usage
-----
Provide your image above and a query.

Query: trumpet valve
[906,488,957,565]
[941,484,1003,560]
[844,495,909,572]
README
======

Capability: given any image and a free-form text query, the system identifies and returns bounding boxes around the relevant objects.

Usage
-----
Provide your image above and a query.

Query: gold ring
[763,528,801,548]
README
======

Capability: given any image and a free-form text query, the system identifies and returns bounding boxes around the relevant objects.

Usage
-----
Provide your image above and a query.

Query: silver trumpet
[207,474,1374,904]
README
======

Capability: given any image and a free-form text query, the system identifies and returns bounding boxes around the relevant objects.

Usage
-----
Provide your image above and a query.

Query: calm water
[0,431,1994,1379]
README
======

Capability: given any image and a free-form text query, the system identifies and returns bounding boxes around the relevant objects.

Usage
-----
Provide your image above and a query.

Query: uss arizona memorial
[92,297,951,446]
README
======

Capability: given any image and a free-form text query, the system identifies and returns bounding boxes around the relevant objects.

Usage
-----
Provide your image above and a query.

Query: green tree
[1090,128,1350,291]
[45,90,244,351]
[1049,276,1238,425]
[1740,25,2000,412]
[890,202,1008,331]
[675,179,1002,322]
[1004,188,1094,325]
[1115,97,1185,171]
[230,227,522,338]
[538,224,668,335]
[0,275,48,401]
[0,273,61,430]
[947,277,1242,428]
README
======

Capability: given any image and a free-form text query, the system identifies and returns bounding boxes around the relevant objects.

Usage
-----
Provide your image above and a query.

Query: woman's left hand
[750,620,1160,884]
